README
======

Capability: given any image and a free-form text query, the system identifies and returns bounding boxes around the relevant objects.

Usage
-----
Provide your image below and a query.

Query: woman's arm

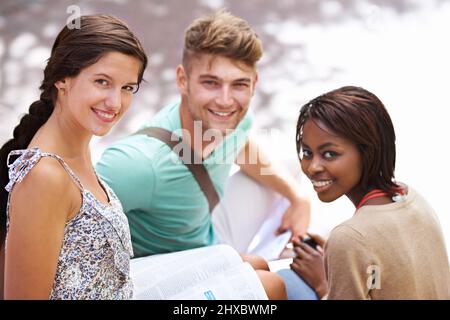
[324,226,373,300]
[4,159,79,299]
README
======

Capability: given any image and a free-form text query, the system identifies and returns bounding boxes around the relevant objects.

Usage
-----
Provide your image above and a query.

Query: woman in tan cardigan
[286,86,450,299]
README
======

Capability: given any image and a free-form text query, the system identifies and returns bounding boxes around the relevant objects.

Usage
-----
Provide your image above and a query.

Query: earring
[60,88,65,95]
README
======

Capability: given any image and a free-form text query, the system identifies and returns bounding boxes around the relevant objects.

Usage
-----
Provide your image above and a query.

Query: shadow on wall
[0,0,435,145]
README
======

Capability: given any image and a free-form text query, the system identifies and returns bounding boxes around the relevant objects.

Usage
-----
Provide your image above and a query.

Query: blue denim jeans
[277,269,319,300]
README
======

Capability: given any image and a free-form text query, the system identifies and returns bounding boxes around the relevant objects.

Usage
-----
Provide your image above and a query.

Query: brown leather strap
[134,127,220,213]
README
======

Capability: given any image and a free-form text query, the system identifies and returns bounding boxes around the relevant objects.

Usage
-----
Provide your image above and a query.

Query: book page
[247,197,292,261]
[170,262,268,300]
[268,258,294,273]
[131,244,246,299]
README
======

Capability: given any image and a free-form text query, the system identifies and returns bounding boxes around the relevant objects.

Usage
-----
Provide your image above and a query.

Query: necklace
[356,189,389,211]
[356,187,406,211]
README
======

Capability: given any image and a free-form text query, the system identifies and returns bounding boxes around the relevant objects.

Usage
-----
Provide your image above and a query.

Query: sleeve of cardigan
[324,225,378,300]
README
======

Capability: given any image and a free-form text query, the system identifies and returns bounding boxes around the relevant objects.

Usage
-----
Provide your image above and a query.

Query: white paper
[247,197,292,261]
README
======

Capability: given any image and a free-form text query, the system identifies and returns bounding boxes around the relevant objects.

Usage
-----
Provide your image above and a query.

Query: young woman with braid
[280,86,450,299]
[0,15,147,299]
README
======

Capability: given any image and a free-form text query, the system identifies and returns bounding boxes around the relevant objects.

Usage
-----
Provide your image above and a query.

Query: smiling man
[96,10,310,258]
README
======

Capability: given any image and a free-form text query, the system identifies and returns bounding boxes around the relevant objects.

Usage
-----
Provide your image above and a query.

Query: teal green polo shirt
[96,101,253,257]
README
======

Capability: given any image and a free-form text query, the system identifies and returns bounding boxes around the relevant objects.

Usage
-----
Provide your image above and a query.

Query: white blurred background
[1,0,449,257]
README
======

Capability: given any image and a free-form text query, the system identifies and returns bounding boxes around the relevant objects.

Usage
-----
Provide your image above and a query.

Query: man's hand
[276,196,310,241]
[290,236,328,299]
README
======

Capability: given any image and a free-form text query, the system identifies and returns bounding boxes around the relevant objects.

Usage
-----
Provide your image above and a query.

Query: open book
[130,244,268,300]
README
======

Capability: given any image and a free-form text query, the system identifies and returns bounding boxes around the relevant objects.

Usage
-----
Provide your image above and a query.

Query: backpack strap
[135,127,219,213]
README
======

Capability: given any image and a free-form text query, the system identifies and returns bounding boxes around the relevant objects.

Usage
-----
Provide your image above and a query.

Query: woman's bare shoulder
[9,156,80,221]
